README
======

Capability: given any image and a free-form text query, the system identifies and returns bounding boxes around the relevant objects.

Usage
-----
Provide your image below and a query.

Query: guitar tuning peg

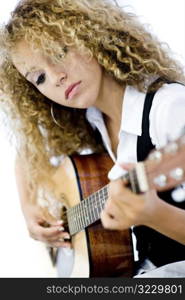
[171,186,185,203]
[148,150,162,161]
[153,174,167,187]
[169,168,184,181]
[164,142,178,154]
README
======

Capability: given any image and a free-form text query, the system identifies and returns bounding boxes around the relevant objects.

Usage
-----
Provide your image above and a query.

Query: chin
[72,98,95,109]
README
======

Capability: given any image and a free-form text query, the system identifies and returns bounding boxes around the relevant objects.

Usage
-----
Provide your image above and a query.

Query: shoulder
[151,83,185,118]
[153,82,185,102]
[149,82,185,148]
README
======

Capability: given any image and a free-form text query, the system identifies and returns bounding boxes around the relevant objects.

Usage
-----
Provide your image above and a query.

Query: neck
[94,72,125,122]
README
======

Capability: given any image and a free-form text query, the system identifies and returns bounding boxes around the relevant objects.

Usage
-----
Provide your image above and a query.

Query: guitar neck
[67,184,108,236]
[66,173,131,236]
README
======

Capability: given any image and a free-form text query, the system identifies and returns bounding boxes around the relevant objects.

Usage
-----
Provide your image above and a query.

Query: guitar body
[53,153,134,277]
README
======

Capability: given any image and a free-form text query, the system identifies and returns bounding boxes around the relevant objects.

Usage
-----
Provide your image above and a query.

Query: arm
[101,83,185,245]
[14,154,71,248]
[100,174,185,245]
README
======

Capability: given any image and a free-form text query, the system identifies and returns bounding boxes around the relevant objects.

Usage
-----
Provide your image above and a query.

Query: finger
[100,210,121,230]
[47,231,71,243]
[104,195,122,213]
[33,224,66,240]
[118,162,134,170]
[38,218,64,227]
[46,220,64,227]
[108,178,125,197]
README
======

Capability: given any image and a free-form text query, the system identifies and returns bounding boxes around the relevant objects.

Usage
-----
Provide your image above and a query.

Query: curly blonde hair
[0,0,184,216]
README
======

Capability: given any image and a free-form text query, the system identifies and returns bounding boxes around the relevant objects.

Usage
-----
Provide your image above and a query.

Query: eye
[36,73,46,85]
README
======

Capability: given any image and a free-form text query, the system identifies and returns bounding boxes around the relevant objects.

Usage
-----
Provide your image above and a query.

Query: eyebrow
[25,67,38,78]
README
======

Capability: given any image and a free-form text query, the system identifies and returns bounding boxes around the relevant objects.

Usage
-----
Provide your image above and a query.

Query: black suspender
[137,89,155,161]
[135,80,185,267]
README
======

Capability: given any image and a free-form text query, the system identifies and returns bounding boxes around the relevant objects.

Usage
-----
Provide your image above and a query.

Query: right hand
[22,203,72,248]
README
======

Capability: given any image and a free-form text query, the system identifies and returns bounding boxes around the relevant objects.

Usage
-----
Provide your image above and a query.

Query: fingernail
[57,220,64,225]
[58,226,65,232]
[64,234,70,240]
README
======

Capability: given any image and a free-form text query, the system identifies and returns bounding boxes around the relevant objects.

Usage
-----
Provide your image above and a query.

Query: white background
[0,0,185,277]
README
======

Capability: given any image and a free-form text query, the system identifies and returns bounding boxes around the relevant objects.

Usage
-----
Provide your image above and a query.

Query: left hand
[100,163,160,230]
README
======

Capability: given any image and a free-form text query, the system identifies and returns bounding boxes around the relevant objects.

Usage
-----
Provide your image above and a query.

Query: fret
[67,184,109,236]
[70,207,77,234]
[97,190,102,215]
[75,203,80,231]
[73,205,77,232]
[99,188,104,211]
[91,194,97,222]
[101,190,105,206]
[90,193,97,223]
[87,195,94,224]
[96,190,101,215]
[102,186,108,205]
[82,201,90,228]
[74,204,80,233]
[69,206,75,234]
[78,204,83,231]
[94,193,99,220]
[95,193,98,214]
[79,202,85,228]
[88,194,93,222]
[84,214,90,227]
[67,209,74,235]
[81,202,87,227]
[71,215,76,235]
[78,202,84,229]
[95,192,100,216]
[85,196,90,225]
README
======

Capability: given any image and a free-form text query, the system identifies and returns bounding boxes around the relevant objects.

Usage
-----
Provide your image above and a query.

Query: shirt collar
[86,85,146,137]
[120,85,146,136]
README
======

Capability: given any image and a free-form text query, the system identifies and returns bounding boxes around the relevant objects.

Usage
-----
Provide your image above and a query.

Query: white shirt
[86,83,185,180]
[57,82,185,277]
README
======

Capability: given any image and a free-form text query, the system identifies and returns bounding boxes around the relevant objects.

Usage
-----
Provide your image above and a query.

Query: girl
[0,0,185,277]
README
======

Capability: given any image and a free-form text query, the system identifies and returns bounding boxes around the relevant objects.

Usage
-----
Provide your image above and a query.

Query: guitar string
[59,170,131,221]
[69,193,108,222]
[60,185,109,220]
[67,192,109,234]
[69,202,111,235]
[68,171,137,234]
[67,192,108,231]
[52,171,134,233]
[65,194,108,226]
[69,179,142,234]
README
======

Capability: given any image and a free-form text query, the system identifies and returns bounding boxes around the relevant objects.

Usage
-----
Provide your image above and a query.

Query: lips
[65,81,82,100]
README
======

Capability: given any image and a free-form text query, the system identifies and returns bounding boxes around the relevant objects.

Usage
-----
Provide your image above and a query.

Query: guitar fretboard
[66,171,134,236]
[67,185,108,236]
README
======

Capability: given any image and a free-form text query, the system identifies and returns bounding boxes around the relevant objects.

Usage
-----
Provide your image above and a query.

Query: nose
[47,66,67,87]
[55,73,67,87]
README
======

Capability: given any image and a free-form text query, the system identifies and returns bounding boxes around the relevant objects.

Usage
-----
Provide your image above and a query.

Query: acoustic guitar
[50,133,185,277]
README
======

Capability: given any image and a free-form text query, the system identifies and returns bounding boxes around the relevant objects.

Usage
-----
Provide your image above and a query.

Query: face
[11,41,103,109]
